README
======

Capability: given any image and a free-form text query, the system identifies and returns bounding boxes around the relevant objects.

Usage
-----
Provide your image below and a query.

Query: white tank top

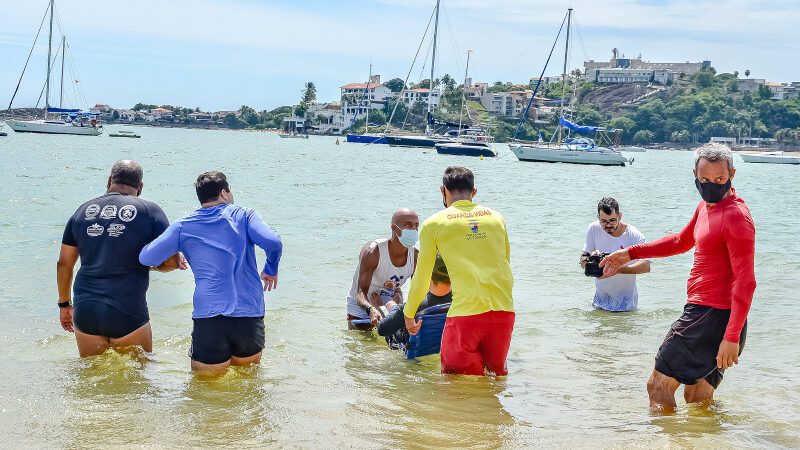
[346,238,416,319]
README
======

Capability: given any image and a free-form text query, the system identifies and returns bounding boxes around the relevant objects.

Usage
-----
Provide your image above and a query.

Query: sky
[1,0,798,112]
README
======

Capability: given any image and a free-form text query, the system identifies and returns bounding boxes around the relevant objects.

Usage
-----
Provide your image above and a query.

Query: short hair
[109,160,143,188]
[442,166,474,194]
[431,254,450,285]
[195,171,229,204]
[597,197,619,215]
[695,143,734,169]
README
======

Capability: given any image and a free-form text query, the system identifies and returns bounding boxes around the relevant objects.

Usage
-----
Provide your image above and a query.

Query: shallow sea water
[0,125,798,448]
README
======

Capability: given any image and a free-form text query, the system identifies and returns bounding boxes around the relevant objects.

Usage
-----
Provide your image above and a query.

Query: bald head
[392,208,418,226]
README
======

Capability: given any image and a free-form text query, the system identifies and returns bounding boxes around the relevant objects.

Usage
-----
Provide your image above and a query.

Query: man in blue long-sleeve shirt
[140,171,283,372]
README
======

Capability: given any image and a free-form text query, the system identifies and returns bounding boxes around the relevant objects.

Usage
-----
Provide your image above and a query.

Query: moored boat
[435,140,496,157]
[109,130,141,138]
[739,151,800,165]
[345,133,387,144]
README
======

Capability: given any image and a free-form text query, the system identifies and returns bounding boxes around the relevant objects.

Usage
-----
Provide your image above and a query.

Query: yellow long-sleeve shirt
[404,200,514,318]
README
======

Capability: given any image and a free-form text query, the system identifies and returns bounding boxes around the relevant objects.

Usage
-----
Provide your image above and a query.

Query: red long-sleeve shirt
[627,189,756,343]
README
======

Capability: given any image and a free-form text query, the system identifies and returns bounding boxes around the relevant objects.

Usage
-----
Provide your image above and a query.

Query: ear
[471,188,477,198]
[137,183,143,197]
[729,168,736,180]
[107,176,112,189]
[440,185,446,196]
[692,168,697,179]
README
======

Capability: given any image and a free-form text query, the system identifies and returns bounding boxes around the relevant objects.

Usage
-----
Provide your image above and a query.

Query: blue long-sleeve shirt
[139,204,282,318]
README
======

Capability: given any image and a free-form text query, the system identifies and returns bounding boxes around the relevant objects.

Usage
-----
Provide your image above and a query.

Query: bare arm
[152,253,185,272]
[56,244,79,332]
[354,242,382,324]
[617,260,651,274]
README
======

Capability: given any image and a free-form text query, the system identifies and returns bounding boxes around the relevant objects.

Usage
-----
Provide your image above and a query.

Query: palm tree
[744,70,751,79]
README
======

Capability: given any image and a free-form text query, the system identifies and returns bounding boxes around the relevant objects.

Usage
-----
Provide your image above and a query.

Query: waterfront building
[584,49,710,85]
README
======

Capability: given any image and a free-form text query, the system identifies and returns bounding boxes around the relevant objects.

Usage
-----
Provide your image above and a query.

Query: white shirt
[583,222,647,311]
[346,239,415,319]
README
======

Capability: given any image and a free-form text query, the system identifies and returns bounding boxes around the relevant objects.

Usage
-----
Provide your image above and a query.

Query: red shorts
[440,311,515,376]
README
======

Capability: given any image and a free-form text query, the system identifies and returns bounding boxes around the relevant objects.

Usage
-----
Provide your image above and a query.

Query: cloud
[1,0,797,110]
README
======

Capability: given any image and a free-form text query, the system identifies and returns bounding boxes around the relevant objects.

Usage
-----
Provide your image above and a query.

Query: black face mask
[695,178,731,204]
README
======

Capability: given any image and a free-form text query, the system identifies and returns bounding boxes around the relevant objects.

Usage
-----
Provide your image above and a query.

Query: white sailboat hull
[740,153,800,164]
[510,143,629,166]
[5,119,102,136]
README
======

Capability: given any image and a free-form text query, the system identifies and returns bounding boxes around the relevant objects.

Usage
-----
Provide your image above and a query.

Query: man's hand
[369,308,383,326]
[599,249,631,278]
[716,339,739,369]
[60,306,74,333]
[579,252,589,269]
[178,253,188,270]
[260,272,278,292]
[404,315,422,335]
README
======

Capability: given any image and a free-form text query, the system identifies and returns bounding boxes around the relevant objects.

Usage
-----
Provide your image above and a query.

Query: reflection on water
[177,368,276,446]
[342,330,516,448]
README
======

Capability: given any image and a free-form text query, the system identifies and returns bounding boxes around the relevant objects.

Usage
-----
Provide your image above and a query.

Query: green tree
[744,69,751,78]
[302,82,317,104]
[670,130,691,143]
[238,105,259,126]
[695,71,714,88]
[383,78,405,93]
[758,85,773,99]
[632,130,655,144]
[111,110,120,121]
[223,113,247,129]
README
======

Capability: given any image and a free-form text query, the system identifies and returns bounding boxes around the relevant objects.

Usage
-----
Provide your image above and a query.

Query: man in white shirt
[580,197,650,312]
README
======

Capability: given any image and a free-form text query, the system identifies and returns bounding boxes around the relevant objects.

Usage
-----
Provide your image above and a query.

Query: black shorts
[655,303,747,389]
[73,300,149,339]
[190,316,265,365]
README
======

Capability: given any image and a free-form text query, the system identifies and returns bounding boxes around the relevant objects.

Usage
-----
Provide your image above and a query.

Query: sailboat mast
[366,62,372,134]
[426,0,440,134]
[558,7,572,144]
[59,35,65,108]
[458,50,472,136]
[45,0,54,112]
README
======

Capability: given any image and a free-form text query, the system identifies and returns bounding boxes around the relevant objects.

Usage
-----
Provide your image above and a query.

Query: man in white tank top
[346,208,419,330]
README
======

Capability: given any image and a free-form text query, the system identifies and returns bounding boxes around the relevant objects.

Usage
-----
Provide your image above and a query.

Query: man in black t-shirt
[57,160,184,357]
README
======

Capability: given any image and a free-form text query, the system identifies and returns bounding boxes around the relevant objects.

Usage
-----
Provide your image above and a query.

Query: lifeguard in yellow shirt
[404,166,515,376]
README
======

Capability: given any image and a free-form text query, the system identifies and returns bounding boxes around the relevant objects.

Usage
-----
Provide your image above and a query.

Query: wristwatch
[58,300,72,308]
[365,305,373,315]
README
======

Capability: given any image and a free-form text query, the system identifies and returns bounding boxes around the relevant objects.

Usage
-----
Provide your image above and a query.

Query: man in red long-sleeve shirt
[601,143,756,412]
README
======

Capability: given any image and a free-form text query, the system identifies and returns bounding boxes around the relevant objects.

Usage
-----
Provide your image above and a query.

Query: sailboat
[384,0,455,149]
[345,64,388,144]
[509,8,629,166]
[5,0,102,136]
[435,50,496,157]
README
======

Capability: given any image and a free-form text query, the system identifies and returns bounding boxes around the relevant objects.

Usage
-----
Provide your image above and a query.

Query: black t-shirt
[62,193,170,320]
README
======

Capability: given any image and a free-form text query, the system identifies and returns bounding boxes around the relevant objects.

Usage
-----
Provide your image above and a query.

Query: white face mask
[395,226,418,248]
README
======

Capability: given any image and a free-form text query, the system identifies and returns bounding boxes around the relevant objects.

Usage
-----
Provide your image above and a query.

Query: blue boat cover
[47,107,80,113]
[403,303,450,359]
[559,117,600,133]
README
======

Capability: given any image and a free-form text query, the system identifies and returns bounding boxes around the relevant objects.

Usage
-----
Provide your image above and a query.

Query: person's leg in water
[647,369,681,413]
[684,378,715,404]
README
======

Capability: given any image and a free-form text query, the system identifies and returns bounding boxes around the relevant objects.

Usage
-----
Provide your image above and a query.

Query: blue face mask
[395,226,418,248]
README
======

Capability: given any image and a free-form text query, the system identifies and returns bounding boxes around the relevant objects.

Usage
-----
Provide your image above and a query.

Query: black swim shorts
[73,300,149,339]
[190,315,265,365]
[654,303,747,389]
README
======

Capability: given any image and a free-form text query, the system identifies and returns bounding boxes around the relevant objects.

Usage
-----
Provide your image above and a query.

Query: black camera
[582,252,609,278]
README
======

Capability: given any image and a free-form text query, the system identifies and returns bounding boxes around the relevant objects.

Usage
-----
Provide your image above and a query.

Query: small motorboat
[618,145,647,153]
[109,130,141,138]
[0,132,7,137]
[739,151,800,165]
[278,132,309,139]
[435,134,497,157]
